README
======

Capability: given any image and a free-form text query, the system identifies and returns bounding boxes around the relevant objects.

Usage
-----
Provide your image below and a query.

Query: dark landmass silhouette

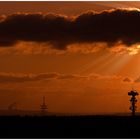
[0,109,53,116]
[1,115,140,138]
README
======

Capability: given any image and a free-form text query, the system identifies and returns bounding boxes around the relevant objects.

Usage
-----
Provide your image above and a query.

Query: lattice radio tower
[40,96,47,116]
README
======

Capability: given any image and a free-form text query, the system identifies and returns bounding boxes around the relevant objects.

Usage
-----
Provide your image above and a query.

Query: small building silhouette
[8,102,18,111]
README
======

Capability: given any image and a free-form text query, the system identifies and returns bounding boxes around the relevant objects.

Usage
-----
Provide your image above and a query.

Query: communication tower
[128,89,139,116]
[40,96,47,116]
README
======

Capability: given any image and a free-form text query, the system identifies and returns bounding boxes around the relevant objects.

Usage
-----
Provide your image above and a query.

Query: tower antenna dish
[128,89,139,116]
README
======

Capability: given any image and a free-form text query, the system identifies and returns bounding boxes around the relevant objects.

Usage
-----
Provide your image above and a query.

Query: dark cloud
[58,74,88,79]
[0,73,59,83]
[0,72,134,83]
[0,73,89,83]
[0,9,140,48]
[134,76,140,83]
[0,72,133,83]
[123,77,132,82]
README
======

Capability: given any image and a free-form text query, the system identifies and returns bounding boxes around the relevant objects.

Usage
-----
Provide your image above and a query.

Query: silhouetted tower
[40,96,47,115]
[128,89,139,116]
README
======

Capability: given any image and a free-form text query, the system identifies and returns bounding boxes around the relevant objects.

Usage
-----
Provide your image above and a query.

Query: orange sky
[0,1,140,15]
[1,1,140,115]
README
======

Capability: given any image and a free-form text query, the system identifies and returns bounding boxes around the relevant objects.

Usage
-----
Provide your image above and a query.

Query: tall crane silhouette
[128,89,139,116]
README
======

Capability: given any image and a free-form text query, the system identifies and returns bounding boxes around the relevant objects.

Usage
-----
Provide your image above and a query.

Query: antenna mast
[40,96,47,116]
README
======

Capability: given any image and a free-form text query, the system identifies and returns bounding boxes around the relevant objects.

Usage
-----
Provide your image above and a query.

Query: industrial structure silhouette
[3,91,140,116]
[128,89,139,116]
[8,102,18,111]
[40,96,47,116]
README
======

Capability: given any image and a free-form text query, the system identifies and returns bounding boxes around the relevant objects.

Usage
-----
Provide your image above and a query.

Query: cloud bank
[0,72,88,83]
[0,72,132,83]
[0,8,140,49]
